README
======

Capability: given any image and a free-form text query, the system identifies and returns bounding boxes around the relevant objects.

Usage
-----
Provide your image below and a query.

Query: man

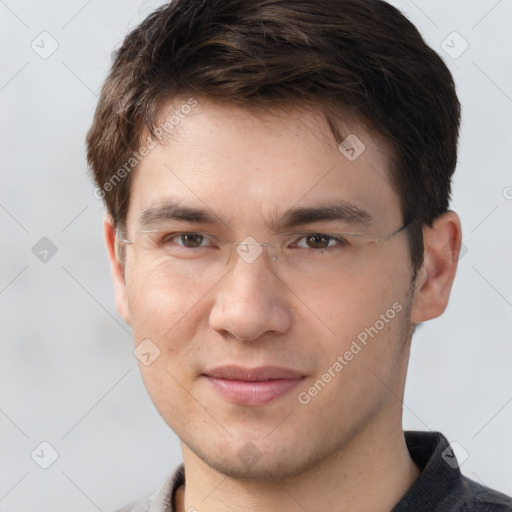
[86,0,512,510]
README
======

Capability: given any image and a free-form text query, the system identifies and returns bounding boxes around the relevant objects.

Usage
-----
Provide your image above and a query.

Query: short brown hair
[86,0,461,276]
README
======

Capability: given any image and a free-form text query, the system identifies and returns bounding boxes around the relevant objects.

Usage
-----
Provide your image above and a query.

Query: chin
[181,431,330,482]
[198,451,309,481]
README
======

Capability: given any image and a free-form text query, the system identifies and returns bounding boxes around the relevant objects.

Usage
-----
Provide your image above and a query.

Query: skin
[104,99,462,512]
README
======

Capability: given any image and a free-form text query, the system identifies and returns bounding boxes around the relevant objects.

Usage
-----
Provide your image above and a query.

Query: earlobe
[103,215,132,325]
[410,211,462,324]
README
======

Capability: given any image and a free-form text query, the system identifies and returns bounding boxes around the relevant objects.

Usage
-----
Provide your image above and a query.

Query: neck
[175,417,419,512]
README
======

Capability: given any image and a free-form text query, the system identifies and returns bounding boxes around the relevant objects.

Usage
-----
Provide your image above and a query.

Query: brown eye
[162,233,206,248]
[178,233,204,247]
[159,232,214,258]
[293,234,348,251]
[305,234,331,249]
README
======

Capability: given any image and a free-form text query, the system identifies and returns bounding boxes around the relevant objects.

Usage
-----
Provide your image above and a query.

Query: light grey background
[1,1,511,510]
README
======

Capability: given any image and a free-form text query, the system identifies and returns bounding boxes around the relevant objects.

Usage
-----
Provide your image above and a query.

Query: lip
[203,365,305,406]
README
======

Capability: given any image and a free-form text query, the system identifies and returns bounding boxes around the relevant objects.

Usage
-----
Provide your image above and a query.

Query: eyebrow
[139,203,221,227]
[138,200,374,231]
[272,203,373,230]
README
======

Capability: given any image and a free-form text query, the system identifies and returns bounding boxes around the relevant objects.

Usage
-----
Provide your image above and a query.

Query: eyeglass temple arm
[379,218,414,243]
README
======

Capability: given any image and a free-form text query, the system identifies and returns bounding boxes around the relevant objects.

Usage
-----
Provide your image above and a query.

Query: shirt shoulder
[111,464,184,512]
[460,475,512,511]
[394,432,512,512]
[112,498,151,512]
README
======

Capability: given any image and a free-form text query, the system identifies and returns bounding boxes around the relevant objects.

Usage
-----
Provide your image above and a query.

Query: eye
[295,234,347,250]
[163,233,211,248]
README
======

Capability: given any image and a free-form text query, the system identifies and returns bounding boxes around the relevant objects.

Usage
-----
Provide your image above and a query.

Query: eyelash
[158,232,349,252]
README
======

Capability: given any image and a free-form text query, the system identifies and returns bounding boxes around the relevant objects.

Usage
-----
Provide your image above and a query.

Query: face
[110,99,419,479]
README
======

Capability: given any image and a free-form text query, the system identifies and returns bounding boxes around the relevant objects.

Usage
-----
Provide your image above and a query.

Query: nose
[208,245,292,342]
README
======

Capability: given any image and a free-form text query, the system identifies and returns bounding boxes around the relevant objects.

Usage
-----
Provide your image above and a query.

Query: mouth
[203,365,305,406]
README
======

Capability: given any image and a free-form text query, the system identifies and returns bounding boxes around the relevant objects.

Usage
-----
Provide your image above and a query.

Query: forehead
[126,100,401,230]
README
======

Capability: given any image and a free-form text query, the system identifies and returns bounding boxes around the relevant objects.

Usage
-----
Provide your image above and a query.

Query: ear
[103,215,131,325]
[410,211,462,323]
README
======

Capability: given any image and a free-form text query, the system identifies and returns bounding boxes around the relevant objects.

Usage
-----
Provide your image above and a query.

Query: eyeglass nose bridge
[232,237,279,265]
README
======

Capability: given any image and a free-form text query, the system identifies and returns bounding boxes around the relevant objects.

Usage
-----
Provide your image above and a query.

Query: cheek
[125,264,208,347]
[306,255,412,393]
[310,267,408,341]
[125,268,207,418]
[298,295,410,430]
[351,246,411,312]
